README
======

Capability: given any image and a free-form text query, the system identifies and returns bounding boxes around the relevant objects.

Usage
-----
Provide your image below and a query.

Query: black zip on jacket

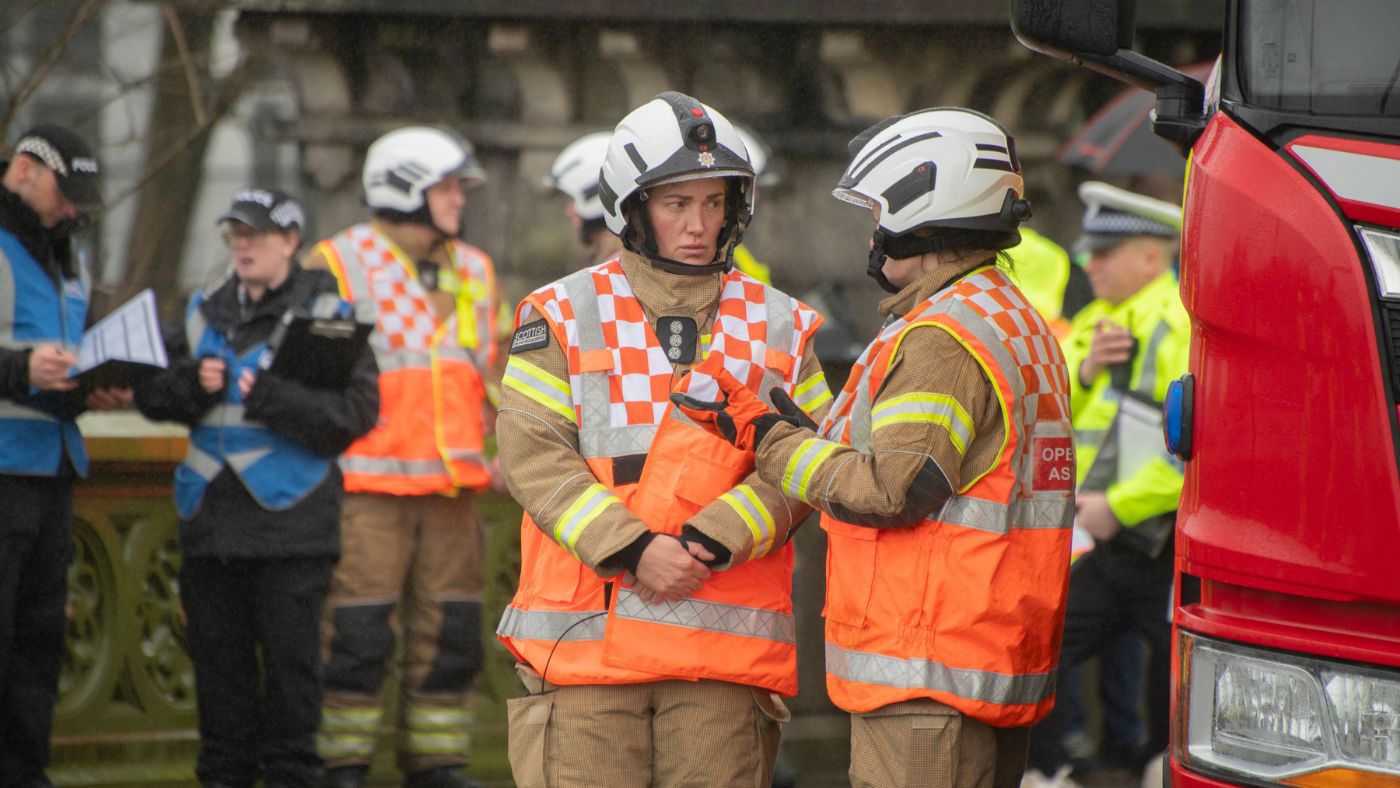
[135,265,379,558]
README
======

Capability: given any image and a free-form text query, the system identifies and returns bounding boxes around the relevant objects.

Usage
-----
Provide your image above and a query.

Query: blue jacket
[135,266,379,557]
[0,225,89,477]
[172,289,335,520]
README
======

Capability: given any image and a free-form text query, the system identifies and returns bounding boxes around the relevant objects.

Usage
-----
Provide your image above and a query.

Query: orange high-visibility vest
[317,224,496,495]
[816,267,1074,727]
[496,259,824,696]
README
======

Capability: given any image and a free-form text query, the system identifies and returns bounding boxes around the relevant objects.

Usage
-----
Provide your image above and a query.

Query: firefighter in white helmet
[495,92,832,787]
[304,126,500,788]
[675,107,1076,787]
[544,131,624,267]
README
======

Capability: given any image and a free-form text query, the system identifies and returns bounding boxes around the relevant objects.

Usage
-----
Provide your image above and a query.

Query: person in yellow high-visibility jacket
[1004,227,1093,341]
[1027,181,1189,781]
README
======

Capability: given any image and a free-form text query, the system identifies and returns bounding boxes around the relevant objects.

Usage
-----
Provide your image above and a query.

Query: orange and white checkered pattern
[348,225,438,352]
[823,267,1069,445]
[528,259,821,429]
[955,270,1071,423]
[683,272,823,403]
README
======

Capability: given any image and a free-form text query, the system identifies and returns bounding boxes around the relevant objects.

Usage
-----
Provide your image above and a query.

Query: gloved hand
[671,369,817,452]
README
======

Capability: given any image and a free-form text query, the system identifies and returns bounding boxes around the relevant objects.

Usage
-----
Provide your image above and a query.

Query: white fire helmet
[835,107,1029,238]
[597,92,755,264]
[543,131,612,223]
[833,107,1031,291]
[363,126,486,215]
[734,124,777,188]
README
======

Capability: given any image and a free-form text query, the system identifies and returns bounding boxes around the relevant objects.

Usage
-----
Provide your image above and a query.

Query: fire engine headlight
[1181,633,1400,786]
[1360,226,1400,298]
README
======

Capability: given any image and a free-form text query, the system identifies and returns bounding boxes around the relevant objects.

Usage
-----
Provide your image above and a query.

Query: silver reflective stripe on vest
[182,442,223,483]
[826,642,1055,707]
[938,495,1076,534]
[496,606,607,642]
[374,349,432,373]
[184,283,216,348]
[226,447,273,473]
[1074,428,1108,447]
[436,344,473,364]
[848,382,874,452]
[0,248,15,344]
[579,423,657,459]
[760,285,795,398]
[339,455,448,478]
[614,588,796,644]
[561,270,623,458]
[1134,321,1172,399]
[329,232,378,325]
[0,400,58,423]
[201,403,251,426]
[182,403,259,480]
[562,268,659,459]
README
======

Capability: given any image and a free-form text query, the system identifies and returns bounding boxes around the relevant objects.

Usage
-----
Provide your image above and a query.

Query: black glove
[680,525,732,569]
[751,387,819,448]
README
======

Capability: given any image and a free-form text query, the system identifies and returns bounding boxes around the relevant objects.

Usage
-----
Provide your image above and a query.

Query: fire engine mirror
[1009,0,1137,59]
[1164,373,1194,461]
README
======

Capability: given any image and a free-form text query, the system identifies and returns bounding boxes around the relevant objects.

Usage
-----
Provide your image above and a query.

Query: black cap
[217,187,304,233]
[14,124,102,210]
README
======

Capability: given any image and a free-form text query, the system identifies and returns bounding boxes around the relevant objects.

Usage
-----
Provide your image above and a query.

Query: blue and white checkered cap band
[1082,206,1178,240]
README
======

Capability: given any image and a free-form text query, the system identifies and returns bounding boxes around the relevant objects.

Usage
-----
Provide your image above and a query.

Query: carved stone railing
[47,414,846,784]
[51,413,199,786]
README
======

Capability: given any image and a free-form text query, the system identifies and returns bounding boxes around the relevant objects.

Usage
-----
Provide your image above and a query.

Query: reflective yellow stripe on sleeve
[719,484,777,559]
[782,438,840,503]
[503,356,576,424]
[871,392,975,456]
[554,483,619,556]
[792,371,833,414]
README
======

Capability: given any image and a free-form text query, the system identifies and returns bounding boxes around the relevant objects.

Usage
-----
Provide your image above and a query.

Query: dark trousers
[0,473,74,786]
[1027,538,1174,775]
[180,555,335,788]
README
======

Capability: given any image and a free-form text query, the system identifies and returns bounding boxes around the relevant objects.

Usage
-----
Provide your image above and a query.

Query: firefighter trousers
[506,664,789,788]
[318,492,485,775]
[847,699,1028,788]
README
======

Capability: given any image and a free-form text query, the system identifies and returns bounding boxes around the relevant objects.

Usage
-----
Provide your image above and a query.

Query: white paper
[1116,394,1165,482]
[74,288,169,374]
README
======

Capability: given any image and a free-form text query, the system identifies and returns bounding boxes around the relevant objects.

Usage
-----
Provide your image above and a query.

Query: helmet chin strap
[627,203,734,276]
[867,229,951,294]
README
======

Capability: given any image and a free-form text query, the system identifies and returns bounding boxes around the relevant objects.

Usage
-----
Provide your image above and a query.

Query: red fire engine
[1012,1,1400,785]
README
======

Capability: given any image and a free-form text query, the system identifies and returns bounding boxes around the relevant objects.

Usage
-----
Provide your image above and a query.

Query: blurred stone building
[5,0,1219,334]
[222,0,1218,333]
[2,2,1221,783]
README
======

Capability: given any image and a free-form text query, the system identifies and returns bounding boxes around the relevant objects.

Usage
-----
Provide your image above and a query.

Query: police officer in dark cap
[133,187,379,788]
[0,124,130,787]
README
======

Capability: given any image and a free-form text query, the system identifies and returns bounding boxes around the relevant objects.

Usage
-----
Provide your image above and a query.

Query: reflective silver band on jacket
[938,495,1076,534]
[496,606,607,642]
[340,455,452,478]
[0,400,59,424]
[826,642,1055,706]
[613,589,796,644]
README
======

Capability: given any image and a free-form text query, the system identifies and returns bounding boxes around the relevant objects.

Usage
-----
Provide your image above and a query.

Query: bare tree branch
[162,5,208,127]
[0,0,105,134]
[93,55,254,223]
[0,0,48,38]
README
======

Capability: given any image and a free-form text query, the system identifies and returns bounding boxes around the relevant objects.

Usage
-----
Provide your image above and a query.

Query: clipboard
[260,304,373,390]
[1114,392,1166,482]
